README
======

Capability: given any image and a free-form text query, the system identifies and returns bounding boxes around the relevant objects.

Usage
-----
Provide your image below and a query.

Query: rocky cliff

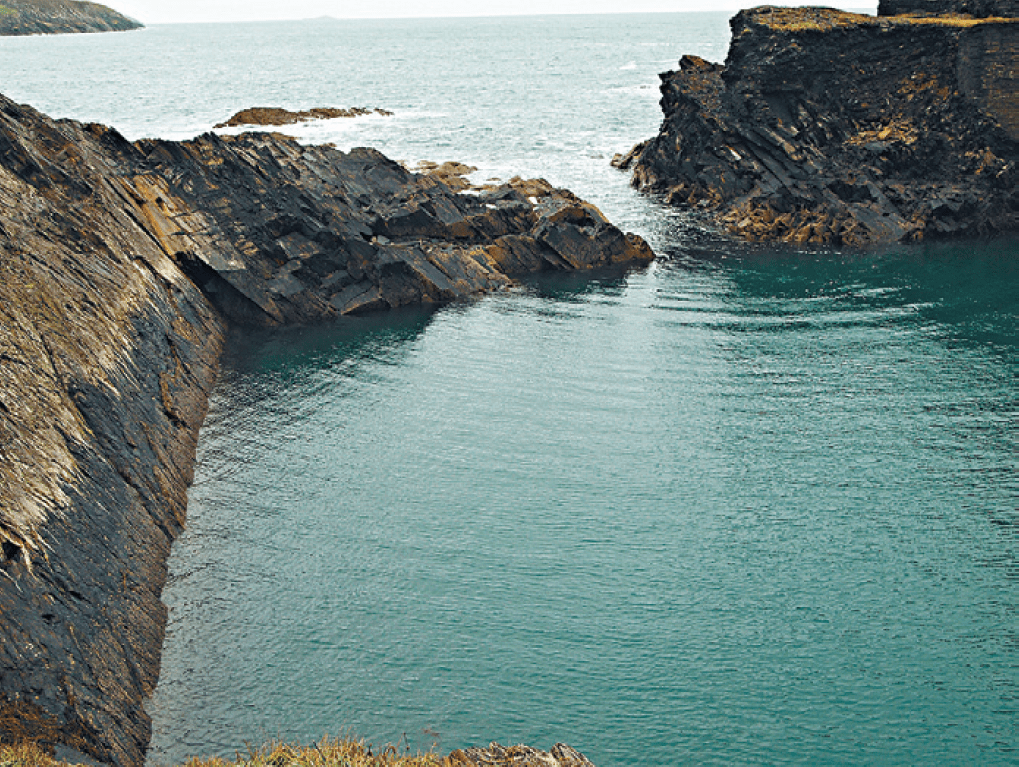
[0,93,652,766]
[0,0,140,35]
[616,6,1019,246]
[878,0,1019,16]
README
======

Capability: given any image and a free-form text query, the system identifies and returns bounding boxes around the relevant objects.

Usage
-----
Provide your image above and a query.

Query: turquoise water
[145,241,1017,766]
[2,13,1015,767]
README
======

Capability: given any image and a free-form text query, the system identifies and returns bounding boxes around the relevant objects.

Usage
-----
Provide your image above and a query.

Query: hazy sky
[112,1,877,25]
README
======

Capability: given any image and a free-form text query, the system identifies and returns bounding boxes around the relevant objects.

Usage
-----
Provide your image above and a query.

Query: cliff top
[746,6,1016,34]
[879,0,1019,16]
[0,0,141,35]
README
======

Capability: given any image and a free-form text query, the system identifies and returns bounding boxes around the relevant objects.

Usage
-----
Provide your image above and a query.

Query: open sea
[1,12,1016,766]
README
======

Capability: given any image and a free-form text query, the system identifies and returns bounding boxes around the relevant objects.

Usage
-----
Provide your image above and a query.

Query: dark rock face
[123,132,653,327]
[0,0,141,35]
[617,7,1019,246]
[0,93,652,766]
[879,0,1019,17]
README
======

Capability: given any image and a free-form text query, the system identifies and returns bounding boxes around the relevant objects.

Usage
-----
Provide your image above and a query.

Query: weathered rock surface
[0,98,223,765]
[407,160,481,192]
[879,0,1019,17]
[127,133,652,326]
[0,0,140,35]
[214,106,394,129]
[0,92,652,766]
[449,742,595,767]
[617,6,1018,246]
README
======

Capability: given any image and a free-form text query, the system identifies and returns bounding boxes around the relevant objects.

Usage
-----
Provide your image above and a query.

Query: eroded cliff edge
[0,94,652,766]
[0,0,141,35]
[615,5,1019,246]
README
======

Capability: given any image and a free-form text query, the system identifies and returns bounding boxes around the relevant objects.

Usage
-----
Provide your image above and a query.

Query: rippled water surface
[2,13,1015,767]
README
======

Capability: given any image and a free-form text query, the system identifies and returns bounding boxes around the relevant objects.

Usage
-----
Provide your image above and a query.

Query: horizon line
[133,6,877,26]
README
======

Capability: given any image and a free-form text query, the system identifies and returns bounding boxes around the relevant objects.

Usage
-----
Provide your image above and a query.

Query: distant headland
[0,0,141,35]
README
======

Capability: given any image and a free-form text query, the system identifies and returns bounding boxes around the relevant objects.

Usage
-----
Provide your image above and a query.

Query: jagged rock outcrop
[123,132,652,326]
[616,6,1018,246]
[449,742,595,767]
[0,92,653,766]
[214,106,394,129]
[0,0,141,35]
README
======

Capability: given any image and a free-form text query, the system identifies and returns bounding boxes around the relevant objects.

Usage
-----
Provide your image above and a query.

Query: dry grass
[0,741,67,767]
[0,737,460,767]
[755,7,1015,33]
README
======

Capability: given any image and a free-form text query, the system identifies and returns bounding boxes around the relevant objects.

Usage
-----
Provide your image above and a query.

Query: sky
[110,1,877,25]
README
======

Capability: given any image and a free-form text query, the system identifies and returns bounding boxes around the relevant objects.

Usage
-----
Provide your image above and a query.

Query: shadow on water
[221,304,439,377]
[514,262,650,303]
[663,230,1019,354]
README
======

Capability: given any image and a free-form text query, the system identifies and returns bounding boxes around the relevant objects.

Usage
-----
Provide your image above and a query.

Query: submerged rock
[0,0,141,35]
[0,92,652,766]
[617,6,1019,246]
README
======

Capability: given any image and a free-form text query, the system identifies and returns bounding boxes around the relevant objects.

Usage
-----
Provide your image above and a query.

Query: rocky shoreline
[0,93,651,765]
[615,3,1018,246]
[0,0,140,35]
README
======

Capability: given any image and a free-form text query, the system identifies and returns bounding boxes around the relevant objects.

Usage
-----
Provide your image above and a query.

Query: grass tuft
[1,738,456,767]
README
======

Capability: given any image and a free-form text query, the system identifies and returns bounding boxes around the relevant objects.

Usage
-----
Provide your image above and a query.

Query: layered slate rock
[0,99,223,765]
[449,742,596,767]
[125,132,653,326]
[879,0,1019,16]
[0,92,653,767]
[616,6,1019,246]
[0,0,141,35]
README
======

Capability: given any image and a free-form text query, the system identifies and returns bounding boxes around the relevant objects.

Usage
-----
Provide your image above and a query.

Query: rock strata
[0,0,141,35]
[617,6,1018,246]
[0,97,223,766]
[407,160,480,191]
[449,742,595,767]
[0,92,652,766]
[214,106,394,129]
[879,0,1019,16]
[130,133,652,326]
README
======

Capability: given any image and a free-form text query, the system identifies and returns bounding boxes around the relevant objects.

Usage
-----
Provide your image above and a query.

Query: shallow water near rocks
[2,12,1015,767]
